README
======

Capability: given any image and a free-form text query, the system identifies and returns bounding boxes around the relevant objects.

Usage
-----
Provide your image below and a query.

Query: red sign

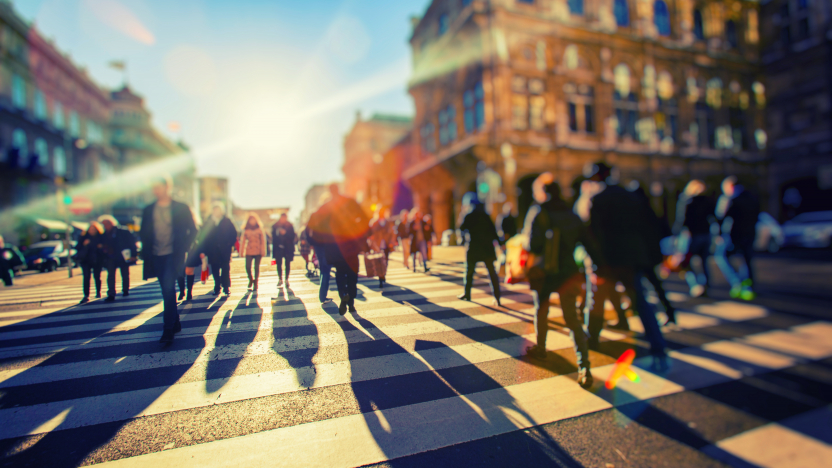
[69,196,93,215]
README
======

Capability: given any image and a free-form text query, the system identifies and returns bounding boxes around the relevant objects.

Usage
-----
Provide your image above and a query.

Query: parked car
[755,212,785,252]
[782,211,832,249]
[23,241,76,273]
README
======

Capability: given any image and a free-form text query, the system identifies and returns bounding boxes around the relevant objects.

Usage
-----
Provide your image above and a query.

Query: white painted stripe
[708,419,832,467]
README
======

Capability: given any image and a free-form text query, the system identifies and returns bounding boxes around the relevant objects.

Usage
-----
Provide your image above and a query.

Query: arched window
[654,0,671,36]
[612,65,638,140]
[568,0,584,16]
[614,64,631,96]
[34,138,48,166]
[693,10,704,41]
[726,20,738,48]
[12,128,28,164]
[614,0,630,27]
[54,147,66,176]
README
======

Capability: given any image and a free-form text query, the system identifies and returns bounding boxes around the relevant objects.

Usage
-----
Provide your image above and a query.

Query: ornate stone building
[342,112,413,214]
[760,0,832,220]
[405,0,767,234]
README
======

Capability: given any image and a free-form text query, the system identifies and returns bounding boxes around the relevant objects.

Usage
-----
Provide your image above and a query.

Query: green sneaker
[740,289,756,301]
[730,285,743,298]
[741,279,753,288]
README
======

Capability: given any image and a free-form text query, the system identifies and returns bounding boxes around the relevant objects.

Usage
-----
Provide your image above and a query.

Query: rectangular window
[421,122,436,153]
[512,95,528,130]
[438,14,449,36]
[584,104,594,133]
[54,102,65,129]
[439,105,457,146]
[69,111,80,138]
[464,90,475,134]
[568,103,577,132]
[12,74,26,109]
[469,81,485,131]
[530,96,546,131]
[34,90,47,120]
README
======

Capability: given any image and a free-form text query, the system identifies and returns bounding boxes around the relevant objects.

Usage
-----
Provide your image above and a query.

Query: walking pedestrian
[409,209,432,273]
[271,213,296,288]
[673,179,716,298]
[458,193,501,306]
[396,209,411,269]
[496,202,518,243]
[178,207,203,302]
[369,207,396,288]
[240,213,267,291]
[584,162,667,368]
[202,203,237,296]
[307,208,334,303]
[99,215,137,303]
[0,235,14,287]
[308,184,369,315]
[140,176,197,344]
[299,226,314,275]
[714,176,760,300]
[77,221,104,304]
[522,174,599,388]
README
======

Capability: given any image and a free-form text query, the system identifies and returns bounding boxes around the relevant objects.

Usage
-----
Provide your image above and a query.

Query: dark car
[782,211,832,249]
[23,241,76,273]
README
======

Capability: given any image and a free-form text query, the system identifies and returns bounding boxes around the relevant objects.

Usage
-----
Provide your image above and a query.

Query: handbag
[363,252,388,278]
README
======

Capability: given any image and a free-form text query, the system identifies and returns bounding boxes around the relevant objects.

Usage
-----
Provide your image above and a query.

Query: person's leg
[559,281,590,372]
[154,255,179,338]
[462,255,476,299]
[587,275,614,348]
[318,253,332,302]
[531,283,551,350]
[177,275,185,300]
[739,241,755,285]
[211,262,221,293]
[630,270,667,358]
[645,267,675,322]
[608,287,630,330]
[245,256,254,287]
[253,255,261,290]
[121,261,130,295]
[284,256,291,285]
[276,255,284,285]
[82,264,91,299]
[186,274,195,299]
[106,259,117,298]
[421,241,429,271]
[485,260,501,304]
[93,265,102,297]
[714,235,741,291]
[402,239,410,269]
[221,260,231,293]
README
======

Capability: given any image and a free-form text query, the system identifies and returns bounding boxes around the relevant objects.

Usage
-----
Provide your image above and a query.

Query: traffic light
[63,195,72,205]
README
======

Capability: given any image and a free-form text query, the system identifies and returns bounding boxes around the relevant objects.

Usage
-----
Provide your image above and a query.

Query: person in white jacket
[239,213,268,291]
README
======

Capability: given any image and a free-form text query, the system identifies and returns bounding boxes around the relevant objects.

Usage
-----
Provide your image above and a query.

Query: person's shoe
[122,291,129,297]
[104,296,116,303]
[78,297,90,305]
[577,367,594,389]
[651,355,670,373]
[740,289,756,301]
[457,293,471,301]
[95,293,101,299]
[248,279,253,290]
[588,337,600,351]
[379,279,384,289]
[178,291,185,301]
[277,279,283,287]
[689,284,705,298]
[742,279,754,288]
[159,331,174,344]
[211,289,220,296]
[186,292,193,302]
[253,282,258,292]
[338,298,348,316]
[285,280,289,288]
[222,289,230,297]
[729,285,743,299]
[349,304,357,314]
[173,321,182,334]
[525,345,547,360]
[492,298,502,308]
[321,298,333,304]
[424,267,430,273]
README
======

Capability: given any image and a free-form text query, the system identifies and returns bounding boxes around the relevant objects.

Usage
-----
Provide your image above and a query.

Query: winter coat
[100,227,137,263]
[240,227,267,257]
[202,217,238,265]
[675,195,716,236]
[271,222,297,260]
[720,189,759,244]
[308,195,369,264]
[497,213,518,242]
[408,217,433,246]
[369,218,396,253]
[588,184,661,269]
[459,207,500,262]
[139,200,197,280]
[77,231,103,267]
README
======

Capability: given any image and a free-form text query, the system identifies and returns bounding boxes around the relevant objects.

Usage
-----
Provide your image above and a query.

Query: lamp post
[55,177,73,278]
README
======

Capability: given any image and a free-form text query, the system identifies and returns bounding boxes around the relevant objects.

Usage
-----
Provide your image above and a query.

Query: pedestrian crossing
[0,257,830,467]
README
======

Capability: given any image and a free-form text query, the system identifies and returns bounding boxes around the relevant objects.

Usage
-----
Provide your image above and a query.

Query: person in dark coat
[673,179,716,297]
[99,215,138,302]
[714,176,760,300]
[140,176,197,344]
[202,203,237,296]
[496,202,518,243]
[523,174,600,389]
[77,221,104,304]
[396,209,411,269]
[271,213,297,288]
[408,209,432,273]
[308,184,369,315]
[0,235,13,287]
[584,162,667,367]
[458,193,501,306]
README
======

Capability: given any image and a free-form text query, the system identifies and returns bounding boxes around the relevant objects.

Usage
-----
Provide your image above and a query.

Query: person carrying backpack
[522,173,600,389]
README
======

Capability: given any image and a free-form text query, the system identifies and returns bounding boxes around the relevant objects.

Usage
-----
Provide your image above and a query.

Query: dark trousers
[106,258,129,298]
[211,260,231,293]
[82,264,102,298]
[246,255,262,283]
[644,267,674,314]
[275,255,291,280]
[333,256,359,304]
[532,275,589,370]
[0,261,12,286]
[152,255,179,332]
[464,254,501,301]
[589,267,666,357]
[318,250,332,302]
[688,233,712,287]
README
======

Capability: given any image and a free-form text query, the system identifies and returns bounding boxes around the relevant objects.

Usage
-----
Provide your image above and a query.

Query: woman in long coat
[369,208,397,288]
[77,222,104,304]
[240,213,268,291]
[271,213,297,287]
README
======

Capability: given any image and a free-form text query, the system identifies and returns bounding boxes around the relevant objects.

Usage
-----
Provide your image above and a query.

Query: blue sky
[16,0,428,216]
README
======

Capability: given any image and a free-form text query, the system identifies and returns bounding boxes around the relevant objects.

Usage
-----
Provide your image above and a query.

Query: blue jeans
[714,236,755,288]
[153,255,179,332]
[317,251,332,302]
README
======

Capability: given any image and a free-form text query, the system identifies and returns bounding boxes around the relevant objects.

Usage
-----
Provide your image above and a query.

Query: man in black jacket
[99,215,137,302]
[673,180,716,297]
[458,193,501,306]
[523,174,599,389]
[584,162,667,367]
[203,203,238,296]
[140,176,197,344]
[714,176,760,300]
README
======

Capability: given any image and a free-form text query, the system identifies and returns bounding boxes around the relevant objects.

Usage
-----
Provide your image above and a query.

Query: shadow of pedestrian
[0,282,220,467]
[204,291,263,393]
[272,286,319,389]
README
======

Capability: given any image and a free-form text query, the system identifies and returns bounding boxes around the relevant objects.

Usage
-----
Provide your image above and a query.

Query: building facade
[760,0,832,220]
[342,112,413,214]
[405,0,767,235]
[300,183,332,226]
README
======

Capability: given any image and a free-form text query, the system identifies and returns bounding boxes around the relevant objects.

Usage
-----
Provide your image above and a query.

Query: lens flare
[605,349,640,390]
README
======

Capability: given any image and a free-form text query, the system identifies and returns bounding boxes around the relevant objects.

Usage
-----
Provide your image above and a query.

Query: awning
[34,218,70,232]
[71,221,90,231]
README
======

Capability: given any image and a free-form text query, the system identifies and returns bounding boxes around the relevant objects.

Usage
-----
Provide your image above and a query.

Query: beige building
[405,0,767,234]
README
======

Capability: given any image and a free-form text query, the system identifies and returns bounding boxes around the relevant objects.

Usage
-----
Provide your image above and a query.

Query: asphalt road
[0,248,829,467]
